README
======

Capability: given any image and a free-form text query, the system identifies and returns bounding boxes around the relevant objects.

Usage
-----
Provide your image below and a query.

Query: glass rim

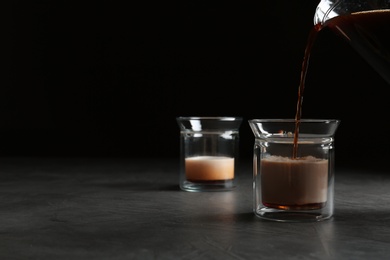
[177,116,243,121]
[248,119,340,123]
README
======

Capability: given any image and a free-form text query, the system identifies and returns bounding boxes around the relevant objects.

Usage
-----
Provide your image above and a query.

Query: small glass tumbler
[176,116,243,192]
[248,119,340,222]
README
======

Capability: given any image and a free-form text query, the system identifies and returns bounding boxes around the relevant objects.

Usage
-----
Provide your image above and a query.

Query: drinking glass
[177,116,242,192]
[249,119,340,222]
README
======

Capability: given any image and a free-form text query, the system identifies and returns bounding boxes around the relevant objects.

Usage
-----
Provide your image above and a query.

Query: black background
[3,1,389,169]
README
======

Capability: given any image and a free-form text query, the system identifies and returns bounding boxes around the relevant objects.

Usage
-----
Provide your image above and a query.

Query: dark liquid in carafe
[293,10,390,158]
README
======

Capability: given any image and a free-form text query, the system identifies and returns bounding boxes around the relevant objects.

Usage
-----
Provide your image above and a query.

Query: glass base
[254,206,332,222]
[180,179,235,192]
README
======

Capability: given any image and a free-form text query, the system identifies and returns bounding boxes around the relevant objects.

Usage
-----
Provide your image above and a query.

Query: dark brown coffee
[294,10,390,158]
[261,156,328,210]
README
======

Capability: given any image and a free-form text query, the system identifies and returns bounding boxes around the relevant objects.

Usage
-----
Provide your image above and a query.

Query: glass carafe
[313,0,390,83]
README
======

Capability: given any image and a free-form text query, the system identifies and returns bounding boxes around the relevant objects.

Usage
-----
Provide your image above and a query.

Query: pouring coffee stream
[293,0,390,158]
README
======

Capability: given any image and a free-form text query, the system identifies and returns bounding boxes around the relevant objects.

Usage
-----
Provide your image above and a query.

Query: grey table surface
[1,157,390,260]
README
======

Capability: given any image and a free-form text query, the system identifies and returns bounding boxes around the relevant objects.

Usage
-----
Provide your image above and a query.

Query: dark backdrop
[3,1,389,169]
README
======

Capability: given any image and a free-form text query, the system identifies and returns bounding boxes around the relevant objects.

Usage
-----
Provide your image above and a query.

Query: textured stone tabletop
[0,157,389,259]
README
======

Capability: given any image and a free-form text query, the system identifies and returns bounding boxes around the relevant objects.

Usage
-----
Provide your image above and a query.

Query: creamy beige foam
[185,156,234,181]
[260,155,328,207]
